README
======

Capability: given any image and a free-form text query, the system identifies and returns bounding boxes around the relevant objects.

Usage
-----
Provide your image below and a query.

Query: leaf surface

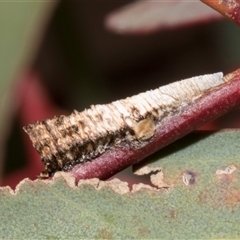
[1,130,240,238]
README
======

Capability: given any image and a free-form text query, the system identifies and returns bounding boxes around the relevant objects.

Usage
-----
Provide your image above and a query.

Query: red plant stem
[201,0,240,26]
[70,70,240,182]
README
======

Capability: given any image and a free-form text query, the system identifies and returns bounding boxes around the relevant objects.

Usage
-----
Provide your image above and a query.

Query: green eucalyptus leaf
[1,130,240,239]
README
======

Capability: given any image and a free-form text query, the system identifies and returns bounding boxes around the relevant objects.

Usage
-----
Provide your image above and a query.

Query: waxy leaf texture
[1,130,240,239]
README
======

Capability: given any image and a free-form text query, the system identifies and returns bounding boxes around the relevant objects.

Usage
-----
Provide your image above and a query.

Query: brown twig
[201,0,240,26]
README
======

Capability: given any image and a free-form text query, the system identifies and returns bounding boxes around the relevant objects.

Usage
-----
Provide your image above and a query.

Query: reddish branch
[201,0,240,26]
[70,69,240,182]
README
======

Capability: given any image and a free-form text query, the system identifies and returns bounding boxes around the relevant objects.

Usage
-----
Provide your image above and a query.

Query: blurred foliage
[0,2,56,181]
[34,2,240,110]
